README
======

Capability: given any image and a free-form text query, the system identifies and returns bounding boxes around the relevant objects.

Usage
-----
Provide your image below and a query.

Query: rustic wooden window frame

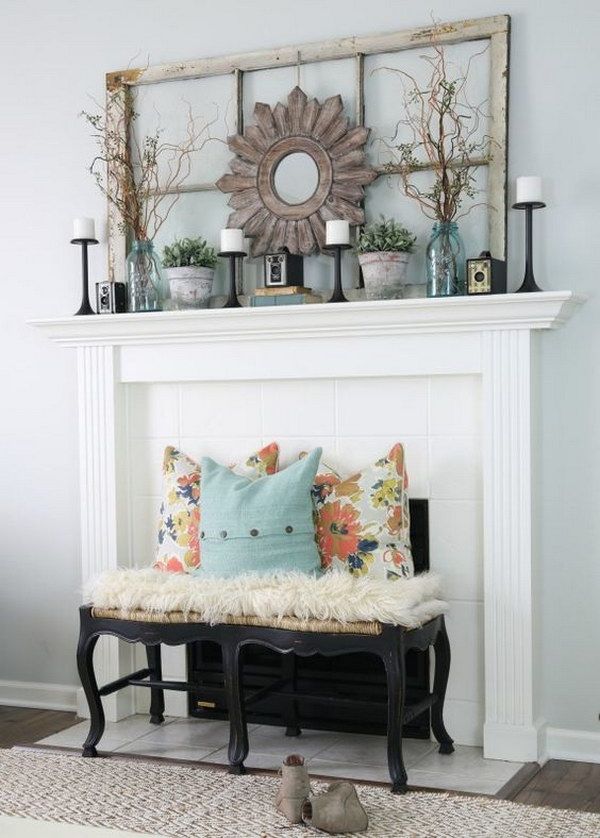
[105,14,510,282]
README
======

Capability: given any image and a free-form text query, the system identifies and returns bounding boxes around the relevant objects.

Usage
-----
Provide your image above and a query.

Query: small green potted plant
[161,236,218,309]
[356,217,416,300]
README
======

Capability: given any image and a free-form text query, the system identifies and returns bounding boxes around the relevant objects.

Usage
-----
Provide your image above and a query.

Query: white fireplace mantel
[32,291,579,346]
[31,292,582,762]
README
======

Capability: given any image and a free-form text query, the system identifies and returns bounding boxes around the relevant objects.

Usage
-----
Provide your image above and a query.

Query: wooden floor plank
[0,706,78,749]
[513,789,548,806]
[495,762,540,799]
[584,794,600,814]
[512,759,600,812]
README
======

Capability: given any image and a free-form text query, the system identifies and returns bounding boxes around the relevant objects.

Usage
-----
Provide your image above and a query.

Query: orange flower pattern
[316,500,361,566]
[154,443,279,574]
[245,442,279,476]
[310,443,414,580]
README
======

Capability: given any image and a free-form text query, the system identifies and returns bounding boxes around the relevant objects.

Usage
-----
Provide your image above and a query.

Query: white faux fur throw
[85,569,447,629]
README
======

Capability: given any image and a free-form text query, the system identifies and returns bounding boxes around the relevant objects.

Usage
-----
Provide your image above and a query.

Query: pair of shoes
[275,754,368,834]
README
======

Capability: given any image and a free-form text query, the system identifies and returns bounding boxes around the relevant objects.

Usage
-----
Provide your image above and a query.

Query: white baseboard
[0,679,78,713]
[444,698,484,747]
[544,727,600,763]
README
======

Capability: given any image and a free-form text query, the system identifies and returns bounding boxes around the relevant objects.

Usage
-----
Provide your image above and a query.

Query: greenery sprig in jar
[381,25,496,297]
[356,217,416,300]
[82,93,217,312]
[162,237,217,309]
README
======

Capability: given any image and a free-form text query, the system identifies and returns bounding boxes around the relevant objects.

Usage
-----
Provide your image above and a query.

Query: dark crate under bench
[187,499,431,739]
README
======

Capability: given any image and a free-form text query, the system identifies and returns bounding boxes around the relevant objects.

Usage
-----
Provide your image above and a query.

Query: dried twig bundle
[380,25,496,223]
[82,90,219,241]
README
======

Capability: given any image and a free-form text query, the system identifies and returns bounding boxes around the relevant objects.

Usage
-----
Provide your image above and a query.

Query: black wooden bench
[77,605,453,793]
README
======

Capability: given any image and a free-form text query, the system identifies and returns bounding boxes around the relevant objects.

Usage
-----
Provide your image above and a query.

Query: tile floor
[37,715,524,796]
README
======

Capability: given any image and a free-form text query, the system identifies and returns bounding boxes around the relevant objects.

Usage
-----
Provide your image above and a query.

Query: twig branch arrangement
[81,91,219,241]
[379,25,496,223]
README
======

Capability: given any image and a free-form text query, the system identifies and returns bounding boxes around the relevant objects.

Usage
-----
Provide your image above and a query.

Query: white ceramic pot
[357,251,411,300]
[165,266,214,308]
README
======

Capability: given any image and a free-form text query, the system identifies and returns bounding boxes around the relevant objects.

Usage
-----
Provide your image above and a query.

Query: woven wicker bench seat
[91,607,383,635]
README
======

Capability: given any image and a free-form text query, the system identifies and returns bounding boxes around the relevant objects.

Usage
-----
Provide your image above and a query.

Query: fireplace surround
[32,291,581,763]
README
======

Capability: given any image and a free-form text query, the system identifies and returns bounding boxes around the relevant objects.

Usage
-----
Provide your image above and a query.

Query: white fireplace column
[481,329,540,760]
[76,344,135,720]
[32,292,581,760]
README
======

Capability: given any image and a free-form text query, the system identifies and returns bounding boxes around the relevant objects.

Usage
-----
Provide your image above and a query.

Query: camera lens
[474,271,485,282]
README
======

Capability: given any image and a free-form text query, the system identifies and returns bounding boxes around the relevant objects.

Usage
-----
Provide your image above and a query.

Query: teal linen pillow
[196,447,322,578]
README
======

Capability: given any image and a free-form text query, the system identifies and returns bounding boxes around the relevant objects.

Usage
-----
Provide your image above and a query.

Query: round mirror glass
[273,152,320,204]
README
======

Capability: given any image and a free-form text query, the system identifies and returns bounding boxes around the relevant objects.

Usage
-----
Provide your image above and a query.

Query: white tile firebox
[32,292,581,763]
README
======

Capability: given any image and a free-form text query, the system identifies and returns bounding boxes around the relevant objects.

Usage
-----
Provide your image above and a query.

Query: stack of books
[250,286,321,306]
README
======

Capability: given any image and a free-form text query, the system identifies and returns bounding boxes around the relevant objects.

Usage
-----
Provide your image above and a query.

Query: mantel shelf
[29,291,582,346]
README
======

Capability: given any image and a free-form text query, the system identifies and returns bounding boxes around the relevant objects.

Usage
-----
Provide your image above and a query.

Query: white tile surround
[31,292,581,765]
[128,374,484,745]
[37,716,525,796]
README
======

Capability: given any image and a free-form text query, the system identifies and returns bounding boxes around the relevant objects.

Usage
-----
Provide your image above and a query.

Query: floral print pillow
[154,443,279,574]
[310,444,414,580]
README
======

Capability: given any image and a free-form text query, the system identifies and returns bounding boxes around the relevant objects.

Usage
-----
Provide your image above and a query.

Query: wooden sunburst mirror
[216,86,377,256]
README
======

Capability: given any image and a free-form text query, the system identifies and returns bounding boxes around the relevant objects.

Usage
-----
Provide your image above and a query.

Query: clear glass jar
[126,240,166,312]
[426,222,465,297]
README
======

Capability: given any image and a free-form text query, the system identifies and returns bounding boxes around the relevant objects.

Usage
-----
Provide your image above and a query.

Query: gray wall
[0,0,598,737]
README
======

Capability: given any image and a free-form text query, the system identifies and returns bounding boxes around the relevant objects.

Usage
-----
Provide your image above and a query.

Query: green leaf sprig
[162,236,218,269]
[356,217,416,254]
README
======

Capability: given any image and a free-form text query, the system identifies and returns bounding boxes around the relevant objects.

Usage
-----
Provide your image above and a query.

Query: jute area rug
[1,749,599,838]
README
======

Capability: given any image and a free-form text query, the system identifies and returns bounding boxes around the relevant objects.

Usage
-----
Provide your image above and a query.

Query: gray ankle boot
[301,781,368,834]
[275,754,311,824]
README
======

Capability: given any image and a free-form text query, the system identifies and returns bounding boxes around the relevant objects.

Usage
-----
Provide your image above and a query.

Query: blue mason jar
[126,239,167,312]
[426,222,465,297]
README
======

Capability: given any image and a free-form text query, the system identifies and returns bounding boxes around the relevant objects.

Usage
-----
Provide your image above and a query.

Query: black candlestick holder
[71,237,99,315]
[218,251,247,308]
[512,200,546,292]
[324,243,352,303]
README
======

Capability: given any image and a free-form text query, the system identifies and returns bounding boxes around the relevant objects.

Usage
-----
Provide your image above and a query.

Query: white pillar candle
[73,217,96,240]
[326,219,350,246]
[220,228,244,253]
[516,176,543,204]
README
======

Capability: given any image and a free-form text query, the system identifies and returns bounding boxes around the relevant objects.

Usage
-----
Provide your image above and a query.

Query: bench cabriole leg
[382,635,408,794]
[146,644,165,725]
[223,638,249,775]
[284,653,301,737]
[432,616,454,755]
[76,625,104,758]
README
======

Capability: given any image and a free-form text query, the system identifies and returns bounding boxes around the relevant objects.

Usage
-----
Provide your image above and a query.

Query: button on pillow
[198,448,322,578]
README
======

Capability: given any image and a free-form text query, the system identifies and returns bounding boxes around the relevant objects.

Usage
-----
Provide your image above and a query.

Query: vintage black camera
[466,251,507,295]
[95,281,128,314]
[263,248,304,288]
